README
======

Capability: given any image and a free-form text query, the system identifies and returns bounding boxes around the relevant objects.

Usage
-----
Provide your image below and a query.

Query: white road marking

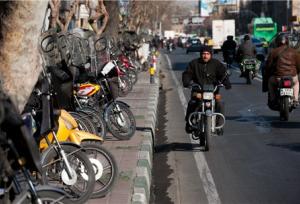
[165,54,221,204]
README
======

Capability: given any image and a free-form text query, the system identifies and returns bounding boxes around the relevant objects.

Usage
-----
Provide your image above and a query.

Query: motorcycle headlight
[203,92,214,100]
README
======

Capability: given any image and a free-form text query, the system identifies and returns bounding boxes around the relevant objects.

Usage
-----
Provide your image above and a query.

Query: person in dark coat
[182,46,231,135]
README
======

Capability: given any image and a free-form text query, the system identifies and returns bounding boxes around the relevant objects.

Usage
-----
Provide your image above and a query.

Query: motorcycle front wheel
[104,102,136,140]
[41,144,95,204]
[118,75,132,97]
[12,187,72,204]
[81,141,118,198]
[203,116,212,151]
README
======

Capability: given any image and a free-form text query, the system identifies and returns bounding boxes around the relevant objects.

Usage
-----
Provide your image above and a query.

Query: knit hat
[201,45,213,54]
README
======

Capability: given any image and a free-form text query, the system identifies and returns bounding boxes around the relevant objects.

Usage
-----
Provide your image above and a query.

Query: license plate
[280,88,293,96]
[203,92,214,100]
[101,61,115,75]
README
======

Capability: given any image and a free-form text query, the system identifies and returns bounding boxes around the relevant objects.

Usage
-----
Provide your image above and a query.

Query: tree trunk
[0,1,48,111]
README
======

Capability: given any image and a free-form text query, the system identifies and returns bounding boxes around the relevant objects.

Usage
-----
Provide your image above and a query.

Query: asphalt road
[151,48,300,204]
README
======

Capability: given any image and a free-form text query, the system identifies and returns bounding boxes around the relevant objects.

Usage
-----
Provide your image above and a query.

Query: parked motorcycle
[0,92,71,204]
[74,78,136,140]
[24,75,96,204]
[40,110,118,198]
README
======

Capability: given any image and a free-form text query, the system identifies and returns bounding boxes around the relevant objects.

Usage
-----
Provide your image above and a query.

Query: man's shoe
[216,128,223,136]
[185,122,193,134]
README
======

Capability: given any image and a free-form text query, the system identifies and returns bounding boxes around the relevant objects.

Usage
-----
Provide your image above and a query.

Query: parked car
[186,38,202,54]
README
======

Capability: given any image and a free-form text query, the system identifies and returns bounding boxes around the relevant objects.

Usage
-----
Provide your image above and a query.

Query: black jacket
[182,58,231,89]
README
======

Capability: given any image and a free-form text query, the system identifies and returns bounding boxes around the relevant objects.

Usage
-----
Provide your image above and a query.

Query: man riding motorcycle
[182,46,231,136]
[222,35,237,65]
[237,34,259,77]
[263,34,300,108]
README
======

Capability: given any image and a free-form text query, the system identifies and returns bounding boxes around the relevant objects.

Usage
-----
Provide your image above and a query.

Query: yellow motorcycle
[40,110,118,198]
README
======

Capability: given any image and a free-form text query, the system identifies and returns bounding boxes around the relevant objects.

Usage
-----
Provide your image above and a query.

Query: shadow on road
[268,143,300,152]
[227,115,300,129]
[151,88,173,204]
[230,82,252,85]
[154,142,201,153]
[270,121,300,129]
[172,62,187,71]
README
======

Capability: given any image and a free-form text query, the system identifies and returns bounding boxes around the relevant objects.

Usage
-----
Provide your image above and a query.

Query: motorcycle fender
[40,142,83,165]
[115,100,131,108]
[205,110,213,117]
[69,129,103,144]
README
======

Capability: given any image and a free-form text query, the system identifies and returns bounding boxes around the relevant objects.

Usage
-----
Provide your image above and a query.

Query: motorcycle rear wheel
[280,96,289,121]
[246,70,252,84]
[77,107,107,139]
[69,111,98,135]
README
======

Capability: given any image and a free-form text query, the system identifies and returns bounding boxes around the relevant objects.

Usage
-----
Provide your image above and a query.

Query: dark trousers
[185,99,225,126]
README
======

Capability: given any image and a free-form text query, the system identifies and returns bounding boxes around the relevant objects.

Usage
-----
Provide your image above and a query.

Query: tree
[0,1,48,111]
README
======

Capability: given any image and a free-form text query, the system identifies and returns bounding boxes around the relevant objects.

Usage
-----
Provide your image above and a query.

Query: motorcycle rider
[182,46,231,135]
[264,34,300,108]
[167,37,174,51]
[236,34,258,77]
[221,35,237,65]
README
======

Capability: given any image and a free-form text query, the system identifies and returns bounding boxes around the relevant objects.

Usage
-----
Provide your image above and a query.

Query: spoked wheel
[13,187,72,204]
[76,107,107,139]
[41,144,95,204]
[69,111,98,134]
[127,69,138,85]
[81,141,118,198]
[118,76,132,97]
[104,102,136,140]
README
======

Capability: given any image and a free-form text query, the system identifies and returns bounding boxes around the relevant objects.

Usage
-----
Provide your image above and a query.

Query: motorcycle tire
[280,96,289,121]
[12,187,72,204]
[104,102,136,140]
[41,144,95,204]
[127,69,138,85]
[246,70,252,84]
[203,116,212,151]
[118,76,132,97]
[77,107,107,139]
[81,141,118,198]
[69,111,98,135]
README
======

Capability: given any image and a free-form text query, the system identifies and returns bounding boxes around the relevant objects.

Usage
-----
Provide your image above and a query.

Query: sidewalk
[87,58,160,204]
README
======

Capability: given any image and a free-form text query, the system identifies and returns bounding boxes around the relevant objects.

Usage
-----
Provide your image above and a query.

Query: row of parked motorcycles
[0,28,155,203]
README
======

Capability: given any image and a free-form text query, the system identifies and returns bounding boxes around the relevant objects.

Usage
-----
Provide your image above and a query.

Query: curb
[131,56,160,204]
